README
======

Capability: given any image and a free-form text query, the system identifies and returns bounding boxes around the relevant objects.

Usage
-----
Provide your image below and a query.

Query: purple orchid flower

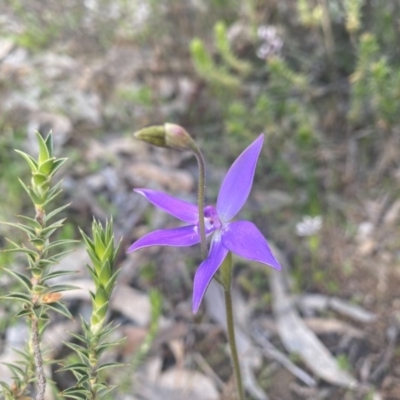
[127,134,281,312]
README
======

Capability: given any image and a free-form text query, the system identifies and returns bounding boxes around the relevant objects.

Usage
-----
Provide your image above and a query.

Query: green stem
[32,205,46,400]
[224,288,244,400]
[220,252,244,400]
[87,334,100,400]
[193,148,207,259]
[31,316,46,400]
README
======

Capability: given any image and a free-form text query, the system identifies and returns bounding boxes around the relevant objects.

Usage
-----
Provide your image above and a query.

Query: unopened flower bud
[164,123,196,151]
[133,125,167,147]
[134,123,196,151]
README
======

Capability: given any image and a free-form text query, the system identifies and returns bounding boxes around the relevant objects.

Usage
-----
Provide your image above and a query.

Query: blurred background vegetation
[1,0,400,398]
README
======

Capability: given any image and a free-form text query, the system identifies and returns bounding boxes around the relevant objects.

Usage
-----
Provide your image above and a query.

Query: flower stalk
[220,252,244,400]
[191,147,207,259]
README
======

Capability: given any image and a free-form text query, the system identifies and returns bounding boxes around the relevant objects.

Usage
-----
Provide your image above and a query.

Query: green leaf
[48,248,75,262]
[18,178,42,204]
[80,318,91,335]
[45,238,78,250]
[42,187,63,206]
[39,219,66,240]
[45,203,71,221]
[39,157,56,179]
[60,362,88,371]
[102,240,114,266]
[41,269,77,282]
[100,320,120,336]
[104,269,120,293]
[38,157,55,175]
[96,384,117,398]
[3,292,32,304]
[32,172,49,187]
[50,157,67,176]
[0,221,36,237]
[14,149,38,171]
[85,264,98,285]
[76,373,90,386]
[42,218,67,232]
[60,388,90,400]
[32,260,52,270]
[98,263,111,286]
[79,228,95,252]
[46,284,77,293]
[16,308,33,318]
[12,347,33,361]
[86,247,101,270]
[31,283,47,293]
[95,339,123,356]
[17,215,42,229]
[36,131,50,164]
[75,351,90,366]
[3,362,25,377]
[17,177,32,196]
[44,131,53,155]
[46,301,72,318]
[94,229,106,259]
[41,228,57,240]
[3,268,33,291]
[96,361,124,372]
[63,341,88,355]
[3,238,38,259]
[0,380,12,390]
[114,237,122,259]
[38,319,50,336]
[30,237,45,248]
[68,330,87,344]
[93,289,109,310]
[47,179,63,194]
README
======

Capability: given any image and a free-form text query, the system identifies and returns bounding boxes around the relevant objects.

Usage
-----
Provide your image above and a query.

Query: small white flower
[296,215,323,237]
[256,25,283,59]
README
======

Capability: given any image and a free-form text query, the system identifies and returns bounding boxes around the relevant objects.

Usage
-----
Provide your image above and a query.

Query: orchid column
[129,124,281,400]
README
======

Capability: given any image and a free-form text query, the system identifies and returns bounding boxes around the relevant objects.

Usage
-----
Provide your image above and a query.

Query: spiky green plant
[214,21,251,76]
[343,0,364,34]
[190,20,246,90]
[61,219,122,400]
[0,131,75,400]
[350,33,400,127]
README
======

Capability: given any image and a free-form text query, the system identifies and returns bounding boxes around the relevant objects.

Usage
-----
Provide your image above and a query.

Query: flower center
[203,205,222,232]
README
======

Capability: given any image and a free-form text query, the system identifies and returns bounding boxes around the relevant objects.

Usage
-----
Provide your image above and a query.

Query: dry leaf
[298,294,376,323]
[304,317,364,338]
[121,325,148,356]
[270,245,358,389]
[158,368,219,400]
[136,358,219,400]
[111,284,151,326]
[205,281,269,400]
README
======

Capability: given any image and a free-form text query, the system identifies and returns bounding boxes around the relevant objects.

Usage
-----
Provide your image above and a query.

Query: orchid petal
[135,188,198,223]
[127,225,200,253]
[222,221,281,269]
[192,235,228,313]
[217,134,264,222]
